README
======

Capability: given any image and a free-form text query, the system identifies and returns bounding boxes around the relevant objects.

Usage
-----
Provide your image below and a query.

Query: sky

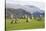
[6,0,45,10]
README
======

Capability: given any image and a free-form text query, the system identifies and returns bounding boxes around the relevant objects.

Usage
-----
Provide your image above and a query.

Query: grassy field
[6,17,45,31]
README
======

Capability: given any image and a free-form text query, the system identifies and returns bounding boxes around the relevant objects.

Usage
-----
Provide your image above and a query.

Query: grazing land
[6,17,45,30]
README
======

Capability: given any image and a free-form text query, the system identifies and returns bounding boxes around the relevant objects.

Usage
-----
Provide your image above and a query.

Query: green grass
[6,18,45,30]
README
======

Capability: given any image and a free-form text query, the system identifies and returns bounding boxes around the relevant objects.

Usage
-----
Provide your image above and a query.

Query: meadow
[6,17,45,31]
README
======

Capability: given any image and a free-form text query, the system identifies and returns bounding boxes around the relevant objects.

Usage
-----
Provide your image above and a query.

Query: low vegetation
[6,17,45,30]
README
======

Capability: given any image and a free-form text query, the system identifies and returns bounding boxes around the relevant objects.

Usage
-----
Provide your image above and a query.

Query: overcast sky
[6,0,45,10]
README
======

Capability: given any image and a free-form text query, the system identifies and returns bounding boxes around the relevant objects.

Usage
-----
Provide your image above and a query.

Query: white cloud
[6,0,45,10]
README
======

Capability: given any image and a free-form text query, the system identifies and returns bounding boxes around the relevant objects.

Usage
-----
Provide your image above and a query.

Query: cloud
[6,0,45,10]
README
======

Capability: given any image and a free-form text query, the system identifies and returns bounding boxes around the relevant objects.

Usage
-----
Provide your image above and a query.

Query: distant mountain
[32,11,45,17]
[24,5,40,13]
[24,5,45,13]
[25,5,45,17]
[6,8,32,18]
[6,4,45,18]
[6,4,43,14]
